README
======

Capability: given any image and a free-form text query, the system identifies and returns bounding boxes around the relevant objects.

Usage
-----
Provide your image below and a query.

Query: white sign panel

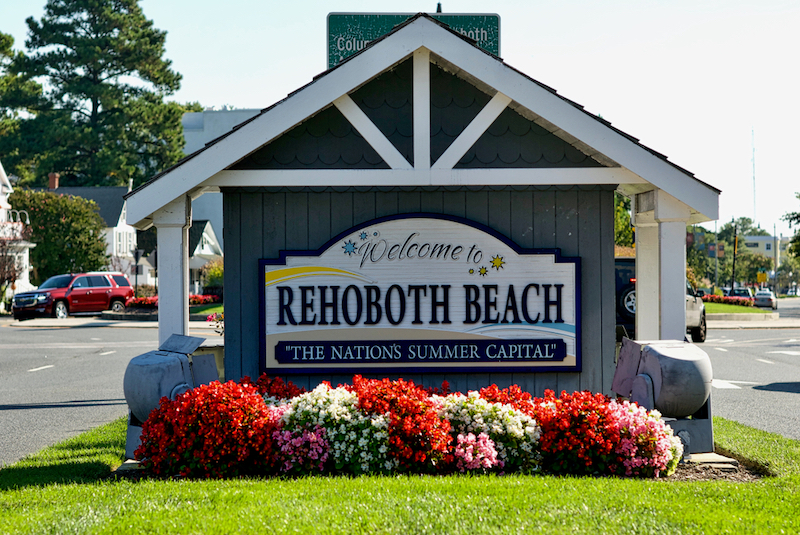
[260,215,580,374]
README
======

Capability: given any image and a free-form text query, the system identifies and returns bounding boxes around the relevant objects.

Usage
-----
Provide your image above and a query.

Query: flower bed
[701,294,754,307]
[128,294,222,310]
[136,375,682,479]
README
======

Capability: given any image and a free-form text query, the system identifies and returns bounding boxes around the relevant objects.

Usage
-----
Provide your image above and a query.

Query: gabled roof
[51,187,128,227]
[0,159,13,210]
[188,220,222,256]
[127,13,718,228]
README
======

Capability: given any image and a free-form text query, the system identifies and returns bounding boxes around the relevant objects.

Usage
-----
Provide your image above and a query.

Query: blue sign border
[259,213,581,375]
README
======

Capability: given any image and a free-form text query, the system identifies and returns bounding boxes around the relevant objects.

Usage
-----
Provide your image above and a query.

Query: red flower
[135,380,278,478]
[530,390,622,475]
[349,375,451,472]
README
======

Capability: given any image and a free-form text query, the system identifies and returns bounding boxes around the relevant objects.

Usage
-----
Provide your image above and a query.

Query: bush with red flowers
[531,390,621,475]
[129,296,158,309]
[135,380,279,478]
[128,294,221,310]
[701,294,754,307]
[350,375,452,473]
[252,374,307,401]
[478,383,537,417]
[189,294,221,305]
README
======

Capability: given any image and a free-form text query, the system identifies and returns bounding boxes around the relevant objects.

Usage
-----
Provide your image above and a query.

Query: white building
[0,159,36,309]
[47,174,138,278]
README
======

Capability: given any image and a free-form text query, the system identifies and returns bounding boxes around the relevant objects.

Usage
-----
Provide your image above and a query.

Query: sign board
[260,214,580,375]
[327,13,500,69]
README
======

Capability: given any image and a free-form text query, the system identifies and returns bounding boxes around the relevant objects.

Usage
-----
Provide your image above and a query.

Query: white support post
[152,196,192,347]
[634,212,659,340]
[413,48,430,171]
[635,190,690,341]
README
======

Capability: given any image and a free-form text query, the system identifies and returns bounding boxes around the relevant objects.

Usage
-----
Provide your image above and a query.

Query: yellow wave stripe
[264,266,373,287]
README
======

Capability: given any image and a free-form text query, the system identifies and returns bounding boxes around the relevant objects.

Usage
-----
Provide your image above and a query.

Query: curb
[707,313,779,321]
[101,311,212,322]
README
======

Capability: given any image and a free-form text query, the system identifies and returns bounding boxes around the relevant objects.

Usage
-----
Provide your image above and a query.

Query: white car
[753,289,777,309]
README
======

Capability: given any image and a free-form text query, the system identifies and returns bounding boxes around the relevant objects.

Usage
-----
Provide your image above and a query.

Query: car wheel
[691,314,707,343]
[53,301,69,319]
[111,300,126,313]
[620,287,636,319]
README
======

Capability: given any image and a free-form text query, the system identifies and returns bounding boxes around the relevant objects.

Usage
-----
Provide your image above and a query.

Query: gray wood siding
[223,185,615,396]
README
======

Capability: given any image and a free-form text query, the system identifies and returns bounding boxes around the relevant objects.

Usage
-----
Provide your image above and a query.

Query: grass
[1,420,800,534]
[188,303,223,315]
[705,302,770,314]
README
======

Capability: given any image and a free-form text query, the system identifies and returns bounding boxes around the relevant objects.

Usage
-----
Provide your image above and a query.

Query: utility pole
[752,129,756,224]
[774,223,778,291]
[714,221,718,291]
[730,220,738,290]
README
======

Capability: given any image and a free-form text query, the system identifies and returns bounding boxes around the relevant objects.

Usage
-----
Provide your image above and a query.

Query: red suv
[11,272,134,320]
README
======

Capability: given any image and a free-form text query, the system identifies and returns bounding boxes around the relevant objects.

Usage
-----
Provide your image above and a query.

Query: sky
[3,0,799,238]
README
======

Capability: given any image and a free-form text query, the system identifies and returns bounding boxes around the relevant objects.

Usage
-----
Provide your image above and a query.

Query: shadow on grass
[0,398,127,411]
[0,423,126,489]
[0,461,115,490]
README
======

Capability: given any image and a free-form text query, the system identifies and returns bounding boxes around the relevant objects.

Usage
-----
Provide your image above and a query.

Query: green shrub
[201,258,223,288]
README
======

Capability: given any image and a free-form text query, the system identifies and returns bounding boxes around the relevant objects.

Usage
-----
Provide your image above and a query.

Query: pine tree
[6,0,199,187]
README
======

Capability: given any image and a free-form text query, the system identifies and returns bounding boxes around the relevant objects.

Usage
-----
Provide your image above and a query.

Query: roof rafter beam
[432,91,512,170]
[333,94,412,170]
[207,167,645,188]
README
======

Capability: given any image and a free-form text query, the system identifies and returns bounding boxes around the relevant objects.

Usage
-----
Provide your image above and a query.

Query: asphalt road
[1,301,798,468]
[702,297,800,441]
[0,317,219,468]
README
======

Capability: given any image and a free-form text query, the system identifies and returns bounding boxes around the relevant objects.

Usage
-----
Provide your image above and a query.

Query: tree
[4,0,200,188]
[735,253,773,287]
[614,193,634,247]
[717,217,770,244]
[686,225,712,286]
[776,253,800,294]
[8,189,107,285]
[0,32,44,183]
[783,193,800,257]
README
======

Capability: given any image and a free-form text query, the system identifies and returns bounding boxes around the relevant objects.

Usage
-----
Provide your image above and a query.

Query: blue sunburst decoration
[342,240,357,256]
[359,231,368,240]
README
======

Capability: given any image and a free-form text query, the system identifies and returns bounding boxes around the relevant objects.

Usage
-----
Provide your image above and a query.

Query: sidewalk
[0,315,217,332]
[707,313,800,330]
[5,314,799,331]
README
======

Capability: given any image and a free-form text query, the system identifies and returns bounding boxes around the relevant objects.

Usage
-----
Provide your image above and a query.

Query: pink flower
[454,432,503,472]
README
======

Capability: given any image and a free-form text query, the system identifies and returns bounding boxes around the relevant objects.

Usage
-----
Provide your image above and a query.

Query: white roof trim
[205,167,646,188]
[128,15,718,226]
[432,91,511,169]
[333,95,412,169]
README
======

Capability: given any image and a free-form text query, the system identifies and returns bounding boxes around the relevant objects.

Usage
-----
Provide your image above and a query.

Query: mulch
[664,462,765,483]
[107,461,767,483]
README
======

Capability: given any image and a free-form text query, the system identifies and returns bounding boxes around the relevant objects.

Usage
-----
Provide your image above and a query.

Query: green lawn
[189,303,223,315]
[2,416,800,533]
[705,302,770,314]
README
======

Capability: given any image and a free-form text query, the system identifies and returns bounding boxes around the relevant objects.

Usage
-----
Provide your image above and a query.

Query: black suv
[615,257,706,343]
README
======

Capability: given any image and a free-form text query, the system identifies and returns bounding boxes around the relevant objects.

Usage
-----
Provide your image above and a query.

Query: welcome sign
[260,215,580,374]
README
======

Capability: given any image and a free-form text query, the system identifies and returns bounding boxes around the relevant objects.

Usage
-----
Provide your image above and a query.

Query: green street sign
[327,13,500,69]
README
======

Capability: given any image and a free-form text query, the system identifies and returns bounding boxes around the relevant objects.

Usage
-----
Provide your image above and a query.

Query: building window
[766,243,772,251]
